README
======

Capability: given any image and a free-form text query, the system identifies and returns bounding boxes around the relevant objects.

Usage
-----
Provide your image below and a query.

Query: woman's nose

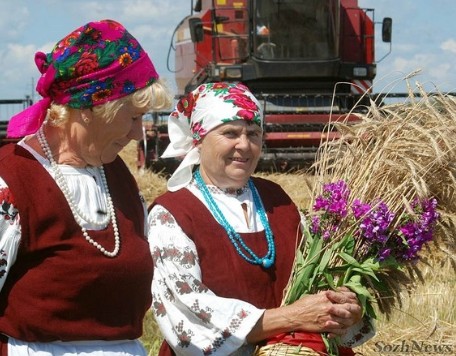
[236,134,250,148]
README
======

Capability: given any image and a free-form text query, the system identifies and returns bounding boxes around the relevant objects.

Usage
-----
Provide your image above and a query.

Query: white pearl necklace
[37,126,120,257]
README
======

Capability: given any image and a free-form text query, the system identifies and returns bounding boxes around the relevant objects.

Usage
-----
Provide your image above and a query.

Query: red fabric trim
[265,332,354,356]
[266,332,327,354]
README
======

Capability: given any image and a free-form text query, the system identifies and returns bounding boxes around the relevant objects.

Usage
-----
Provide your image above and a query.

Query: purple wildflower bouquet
[281,180,439,355]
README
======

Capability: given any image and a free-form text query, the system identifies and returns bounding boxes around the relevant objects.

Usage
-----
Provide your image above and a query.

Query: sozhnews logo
[374,340,454,354]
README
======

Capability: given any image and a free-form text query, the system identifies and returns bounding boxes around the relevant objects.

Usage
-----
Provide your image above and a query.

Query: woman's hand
[324,288,363,338]
[247,289,362,343]
[285,290,361,336]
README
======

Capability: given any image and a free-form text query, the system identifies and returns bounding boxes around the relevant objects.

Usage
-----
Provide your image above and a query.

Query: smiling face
[75,101,145,166]
[198,120,263,189]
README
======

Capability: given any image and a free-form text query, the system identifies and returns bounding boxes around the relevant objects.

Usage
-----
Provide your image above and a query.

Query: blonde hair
[47,78,173,126]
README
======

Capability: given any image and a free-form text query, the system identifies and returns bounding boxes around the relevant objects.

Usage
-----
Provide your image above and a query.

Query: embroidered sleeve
[0,177,22,292]
[340,315,376,347]
[147,204,264,355]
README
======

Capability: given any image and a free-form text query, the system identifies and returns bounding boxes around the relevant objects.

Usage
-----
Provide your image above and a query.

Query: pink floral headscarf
[163,82,263,192]
[7,19,159,138]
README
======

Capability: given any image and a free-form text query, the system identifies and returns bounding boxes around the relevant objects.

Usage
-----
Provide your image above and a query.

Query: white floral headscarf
[162,82,263,191]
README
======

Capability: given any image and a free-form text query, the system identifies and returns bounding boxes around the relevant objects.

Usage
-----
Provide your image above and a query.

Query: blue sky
[0,0,455,107]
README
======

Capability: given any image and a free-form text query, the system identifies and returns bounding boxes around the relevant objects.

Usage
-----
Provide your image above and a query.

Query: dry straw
[255,343,320,356]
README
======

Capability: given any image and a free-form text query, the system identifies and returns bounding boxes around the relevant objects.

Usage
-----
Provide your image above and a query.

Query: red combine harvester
[138,0,392,173]
[0,98,33,148]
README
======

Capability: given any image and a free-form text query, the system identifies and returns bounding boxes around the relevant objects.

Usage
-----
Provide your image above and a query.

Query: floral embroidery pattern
[152,271,247,354]
[191,121,206,143]
[154,298,250,355]
[191,300,213,323]
[192,277,209,293]
[0,187,18,224]
[151,245,197,268]
[341,317,374,347]
[149,209,176,228]
[176,91,198,119]
[202,309,251,355]
[153,299,167,317]
[175,320,194,348]
[175,280,193,294]
[157,210,176,226]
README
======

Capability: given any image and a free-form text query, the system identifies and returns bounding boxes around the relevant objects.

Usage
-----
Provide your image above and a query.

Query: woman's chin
[227,166,254,182]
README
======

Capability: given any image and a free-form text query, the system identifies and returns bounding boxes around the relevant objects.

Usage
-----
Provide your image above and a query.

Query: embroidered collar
[191,179,249,197]
[220,185,248,196]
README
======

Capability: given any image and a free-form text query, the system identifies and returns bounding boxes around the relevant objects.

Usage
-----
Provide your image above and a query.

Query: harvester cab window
[253,0,338,61]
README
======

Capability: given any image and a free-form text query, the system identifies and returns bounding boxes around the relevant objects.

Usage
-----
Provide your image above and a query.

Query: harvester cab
[138,0,392,173]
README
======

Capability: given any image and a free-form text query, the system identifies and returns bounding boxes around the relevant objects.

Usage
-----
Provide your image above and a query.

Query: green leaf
[318,248,333,272]
[341,265,354,286]
[322,334,340,356]
[306,235,324,261]
[379,255,402,269]
[360,257,381,271]
[350,267,379,281]
[339,251,361,267]
[343,235,356,254]
[365,300,378,319]
[348,274,362,284]
[323,272,336,289]
[344,280,373,301]
[295,249,305,268]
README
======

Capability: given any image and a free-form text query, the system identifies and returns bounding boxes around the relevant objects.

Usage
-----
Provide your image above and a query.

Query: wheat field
[120,134,455,355]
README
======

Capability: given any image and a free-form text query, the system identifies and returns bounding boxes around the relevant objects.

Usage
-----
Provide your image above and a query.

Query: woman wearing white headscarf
[147,82,374,356]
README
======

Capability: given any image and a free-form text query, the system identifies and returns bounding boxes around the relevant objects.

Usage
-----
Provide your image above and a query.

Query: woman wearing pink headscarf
[0,19,171,355]
[147,82,375,356]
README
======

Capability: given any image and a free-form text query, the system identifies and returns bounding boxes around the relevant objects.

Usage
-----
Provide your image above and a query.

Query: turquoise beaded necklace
[194,169,276,268]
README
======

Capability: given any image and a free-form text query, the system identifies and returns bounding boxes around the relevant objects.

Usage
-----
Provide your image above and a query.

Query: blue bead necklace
[194,169,276,268]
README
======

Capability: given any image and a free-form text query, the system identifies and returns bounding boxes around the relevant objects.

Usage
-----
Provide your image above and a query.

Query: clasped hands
[247,287,362,344]
[285,287,362,338]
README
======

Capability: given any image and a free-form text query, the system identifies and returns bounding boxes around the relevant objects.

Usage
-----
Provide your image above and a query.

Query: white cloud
[0,43,38,99]
[393,54,433,74]
[60,0,181,27]
[375,52,456,93]
[0,4,29,42]
[441,39,456,54]
[122,0,163,20]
